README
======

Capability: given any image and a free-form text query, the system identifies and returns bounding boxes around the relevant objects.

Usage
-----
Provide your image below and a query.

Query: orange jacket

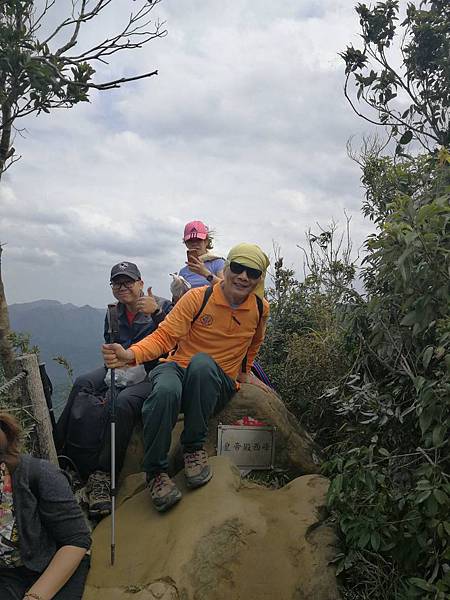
[130,284,269,380]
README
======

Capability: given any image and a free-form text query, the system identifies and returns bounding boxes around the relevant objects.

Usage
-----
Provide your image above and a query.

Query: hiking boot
[184,449,212,489]
[147,473,182,513]
[86,471,111,518]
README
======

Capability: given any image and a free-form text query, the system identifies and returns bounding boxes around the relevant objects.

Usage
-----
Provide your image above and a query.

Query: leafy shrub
[259,226,358,445]
[325,150,450,599]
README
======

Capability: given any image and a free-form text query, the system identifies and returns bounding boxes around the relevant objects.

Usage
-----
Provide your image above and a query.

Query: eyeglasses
[110,280,136,290]
[229,261,262,280]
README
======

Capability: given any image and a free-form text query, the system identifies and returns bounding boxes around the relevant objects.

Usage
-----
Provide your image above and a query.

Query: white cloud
[2,0,380,308]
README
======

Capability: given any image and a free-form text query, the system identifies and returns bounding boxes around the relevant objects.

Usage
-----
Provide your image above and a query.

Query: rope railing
[0,369,27,395]
[1,356,58,463]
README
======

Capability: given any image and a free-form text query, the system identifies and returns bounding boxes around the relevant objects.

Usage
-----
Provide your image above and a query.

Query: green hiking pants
[142,352,236,477]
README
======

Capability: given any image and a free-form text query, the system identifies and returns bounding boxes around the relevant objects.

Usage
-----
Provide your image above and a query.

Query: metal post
[107,304,119,566]
[15,354,58,464]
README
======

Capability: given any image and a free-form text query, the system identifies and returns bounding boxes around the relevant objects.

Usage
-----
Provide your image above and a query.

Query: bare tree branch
[0,0,167,176]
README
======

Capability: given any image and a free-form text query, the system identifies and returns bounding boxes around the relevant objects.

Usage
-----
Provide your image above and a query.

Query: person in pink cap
[175,221,273,391]
[178,220,225,288]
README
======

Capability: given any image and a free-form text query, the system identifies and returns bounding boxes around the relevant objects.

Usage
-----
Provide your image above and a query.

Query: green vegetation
[259,225,357,447]
[340,0,449,149]
[261,2,449,598]
[327,151,449,599]
[9,331,39,357]
[0,332,45,452]
[262,145,449,600]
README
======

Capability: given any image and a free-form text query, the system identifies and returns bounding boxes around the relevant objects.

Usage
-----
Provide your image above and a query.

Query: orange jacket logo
[200,314,213,326]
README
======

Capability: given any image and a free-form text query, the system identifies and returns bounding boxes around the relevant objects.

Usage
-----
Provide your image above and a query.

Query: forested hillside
[10,300,104,412]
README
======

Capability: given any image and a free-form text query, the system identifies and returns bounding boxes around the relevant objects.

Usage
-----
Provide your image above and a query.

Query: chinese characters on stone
[224,441,271,452]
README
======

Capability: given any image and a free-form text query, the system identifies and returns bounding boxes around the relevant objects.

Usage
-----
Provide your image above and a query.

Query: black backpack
[55,381,111,480]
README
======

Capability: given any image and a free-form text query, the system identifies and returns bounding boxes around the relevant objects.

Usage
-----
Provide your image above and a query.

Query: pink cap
[183,220,208,241]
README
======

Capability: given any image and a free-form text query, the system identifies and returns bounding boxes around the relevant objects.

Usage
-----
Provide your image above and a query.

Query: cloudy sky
[2,0,382,308]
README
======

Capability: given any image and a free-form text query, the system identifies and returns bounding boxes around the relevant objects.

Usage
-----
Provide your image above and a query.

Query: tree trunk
[15,354,58,464]
[0,245,15,378]
[0,100,13,181]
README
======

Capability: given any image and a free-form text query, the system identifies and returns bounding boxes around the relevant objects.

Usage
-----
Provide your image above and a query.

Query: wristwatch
[151,308,162,318]
[206,274,214,283]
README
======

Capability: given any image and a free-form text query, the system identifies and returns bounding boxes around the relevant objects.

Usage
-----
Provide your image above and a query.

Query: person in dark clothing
[55,261,172,519]
[0,412,91,600]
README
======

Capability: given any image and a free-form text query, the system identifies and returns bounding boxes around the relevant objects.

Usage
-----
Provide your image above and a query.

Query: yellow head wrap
[226,243,270,299]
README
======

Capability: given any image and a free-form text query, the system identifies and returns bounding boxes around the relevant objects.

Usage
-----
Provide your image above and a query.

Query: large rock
[203,383,320,473]
[84,457,340,600]
[120,383,320,482]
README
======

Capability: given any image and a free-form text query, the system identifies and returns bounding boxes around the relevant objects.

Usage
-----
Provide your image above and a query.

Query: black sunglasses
[110,280,137,290]
[229,261,262,280]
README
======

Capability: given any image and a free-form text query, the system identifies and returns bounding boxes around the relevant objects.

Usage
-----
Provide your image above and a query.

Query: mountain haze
[10,300,105,413]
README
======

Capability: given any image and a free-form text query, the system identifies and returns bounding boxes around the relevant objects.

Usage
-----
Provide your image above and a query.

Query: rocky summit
[84,457,339,600]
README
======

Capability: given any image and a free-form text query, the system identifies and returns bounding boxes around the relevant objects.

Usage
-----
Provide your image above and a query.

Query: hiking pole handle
[107,302,119,423]
[106,303,119,566]
[107,303,119,344]
[106,303,119,418]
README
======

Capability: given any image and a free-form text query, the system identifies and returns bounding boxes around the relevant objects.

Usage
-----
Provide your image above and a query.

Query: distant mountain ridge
[10,299,93,313]
[9,300,106,413]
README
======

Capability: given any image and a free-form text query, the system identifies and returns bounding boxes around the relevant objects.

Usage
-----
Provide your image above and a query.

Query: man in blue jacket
[55,261,172,518]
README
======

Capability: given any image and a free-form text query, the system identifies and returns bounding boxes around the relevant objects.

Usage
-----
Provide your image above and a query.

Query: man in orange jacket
[102,243,270,512]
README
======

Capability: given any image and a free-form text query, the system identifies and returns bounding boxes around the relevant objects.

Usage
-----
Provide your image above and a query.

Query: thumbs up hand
[136,286,159,315]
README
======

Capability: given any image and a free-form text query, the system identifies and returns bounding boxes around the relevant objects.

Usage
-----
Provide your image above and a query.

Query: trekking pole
[38,362,56,433]
[107,303,119,566]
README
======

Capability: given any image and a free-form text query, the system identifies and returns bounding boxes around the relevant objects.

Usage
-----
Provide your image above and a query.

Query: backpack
[55,386,110,480]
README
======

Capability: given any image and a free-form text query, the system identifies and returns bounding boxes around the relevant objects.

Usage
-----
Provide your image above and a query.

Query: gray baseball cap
[110,261,141,281]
